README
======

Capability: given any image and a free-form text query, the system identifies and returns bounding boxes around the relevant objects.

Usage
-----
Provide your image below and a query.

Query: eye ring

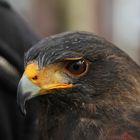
[65,59,88,76]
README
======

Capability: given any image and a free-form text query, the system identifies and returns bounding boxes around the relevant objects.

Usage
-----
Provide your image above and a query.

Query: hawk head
[17,32,140,116]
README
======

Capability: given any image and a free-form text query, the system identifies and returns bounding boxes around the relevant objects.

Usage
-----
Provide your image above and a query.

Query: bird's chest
[37,113,76,140]
[36,100,140,140]
[38,112,105,140]
[37,111,140,140]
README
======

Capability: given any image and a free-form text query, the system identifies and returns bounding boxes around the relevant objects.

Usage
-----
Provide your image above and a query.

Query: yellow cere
[24,63,39,79]
[24,63,73,91]
[24,63,48,86]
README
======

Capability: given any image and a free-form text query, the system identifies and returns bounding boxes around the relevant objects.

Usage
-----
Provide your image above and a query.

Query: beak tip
[17,82,31,115]
[18,101,27,115]
[17,75,40,115]
[17,90,27,115]
[21,106,27,115]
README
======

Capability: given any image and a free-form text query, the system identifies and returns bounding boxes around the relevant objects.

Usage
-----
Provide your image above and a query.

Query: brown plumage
[17,32,140,140]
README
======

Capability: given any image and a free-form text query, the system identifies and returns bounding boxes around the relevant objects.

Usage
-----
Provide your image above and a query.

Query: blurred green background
[8,0,140,64]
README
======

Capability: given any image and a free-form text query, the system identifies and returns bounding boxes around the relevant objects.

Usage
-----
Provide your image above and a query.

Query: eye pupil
[66,59,87,75]
[72,62,80,71]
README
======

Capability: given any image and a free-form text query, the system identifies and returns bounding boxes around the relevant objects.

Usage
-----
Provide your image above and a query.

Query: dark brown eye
[65,59,87,76]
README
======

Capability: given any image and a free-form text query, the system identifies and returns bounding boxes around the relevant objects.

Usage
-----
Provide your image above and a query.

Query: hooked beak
[17,74,73,114]
[17,75,41,114]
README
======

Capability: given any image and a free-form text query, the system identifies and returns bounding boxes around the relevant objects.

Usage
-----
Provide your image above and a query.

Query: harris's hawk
[17,32,140,140]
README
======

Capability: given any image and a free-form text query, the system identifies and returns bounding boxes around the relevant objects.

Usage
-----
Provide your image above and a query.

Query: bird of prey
[17,32,140,140]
